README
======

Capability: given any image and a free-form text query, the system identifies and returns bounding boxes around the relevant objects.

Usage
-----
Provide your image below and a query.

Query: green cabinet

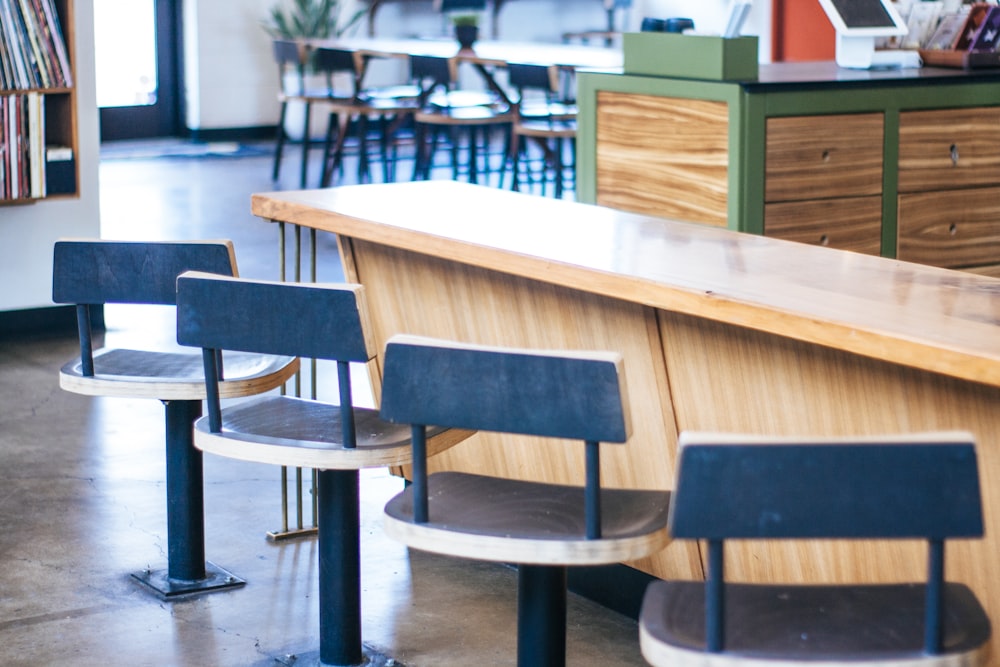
[577,63,1000,272]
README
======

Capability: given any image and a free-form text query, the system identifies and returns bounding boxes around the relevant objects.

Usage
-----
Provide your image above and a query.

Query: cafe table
[252,181,1000,660]
[314,36,622,102]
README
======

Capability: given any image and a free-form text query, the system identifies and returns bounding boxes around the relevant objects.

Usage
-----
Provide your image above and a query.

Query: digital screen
[828,0,898,28]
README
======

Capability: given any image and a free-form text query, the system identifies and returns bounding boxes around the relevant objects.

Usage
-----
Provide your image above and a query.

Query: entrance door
[95,0,181,140]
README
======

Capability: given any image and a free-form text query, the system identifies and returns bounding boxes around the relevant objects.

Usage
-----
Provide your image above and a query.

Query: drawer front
[898,187,1000,269]
[765,113,884,203]
[596,91,729,227]
[898,107,1000,193]
[764,196,883,255]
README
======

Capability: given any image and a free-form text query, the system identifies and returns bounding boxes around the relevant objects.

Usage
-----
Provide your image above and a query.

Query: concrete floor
[0,142,646,666]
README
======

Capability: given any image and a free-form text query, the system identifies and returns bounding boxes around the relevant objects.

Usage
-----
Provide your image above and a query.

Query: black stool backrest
[380,333,629,533]
[52,239,237,376]
[670,432,984,654]
[409,54,453,104]
[507,63,556,94]
[176,271,375,440]
[313,47,363,97]
[273,39,306,93]
[176,271,372,363]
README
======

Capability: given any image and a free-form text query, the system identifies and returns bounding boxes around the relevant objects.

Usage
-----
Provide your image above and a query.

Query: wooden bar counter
[253,181,1000,656]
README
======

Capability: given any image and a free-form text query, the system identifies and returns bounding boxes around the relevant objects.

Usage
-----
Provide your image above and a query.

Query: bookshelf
[1,0,77,204]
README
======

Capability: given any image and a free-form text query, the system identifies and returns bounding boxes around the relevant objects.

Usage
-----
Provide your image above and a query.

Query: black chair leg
[517,564,567,667]
[318,468,363,666]
[131,399,245,599]
[272,101,288,182]
[300,102,312,189]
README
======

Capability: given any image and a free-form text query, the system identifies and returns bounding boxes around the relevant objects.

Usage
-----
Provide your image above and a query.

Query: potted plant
[262,0,366,41]
[262,0,366,141]
[452,14,480,49]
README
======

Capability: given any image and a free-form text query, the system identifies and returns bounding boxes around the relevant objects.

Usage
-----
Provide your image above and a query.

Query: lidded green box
[623,33,759,81]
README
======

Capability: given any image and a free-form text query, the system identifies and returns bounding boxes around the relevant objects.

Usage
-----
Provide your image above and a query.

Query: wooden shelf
[0,0,78,204]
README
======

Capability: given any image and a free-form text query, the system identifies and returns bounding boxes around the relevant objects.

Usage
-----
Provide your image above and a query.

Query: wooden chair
[174,273,470,666]
[409,54,513,184]
[640,432,992,667]
[52,240,299,598]
[379,334,672,667]
[314,46,420,187]
[503,63,577,199]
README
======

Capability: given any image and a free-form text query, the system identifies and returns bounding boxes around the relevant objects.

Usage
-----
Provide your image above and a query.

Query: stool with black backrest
[639,431,992,667]
[503,62,577,199]
[409,54,513,184]
[175,273,470,666]
[315,46,420,187]
[379,334,672,667]
[52,240,299,598]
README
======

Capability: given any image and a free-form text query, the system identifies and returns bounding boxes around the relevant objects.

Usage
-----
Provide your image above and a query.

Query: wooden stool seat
[176,272,469,666]
[638,432,992,667]
[194,394,466,470]
[60,348,297,400]
[385,471,670,565]
[379,335,671,667]
[642,580,990,666]
[51,239,299,599]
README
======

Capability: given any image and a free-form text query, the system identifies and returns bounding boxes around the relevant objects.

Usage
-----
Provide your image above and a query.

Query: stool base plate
[130,561,246,600]
[272,644,401,667]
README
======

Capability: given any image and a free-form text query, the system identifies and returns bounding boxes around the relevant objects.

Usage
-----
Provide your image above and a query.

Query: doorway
[95,0,182,140]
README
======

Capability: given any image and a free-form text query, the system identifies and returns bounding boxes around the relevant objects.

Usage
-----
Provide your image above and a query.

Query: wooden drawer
[764,196,882,255]
[596,92,729,227]
[765,113,884,203]
[898,186,1000,269]
[898,107,1000,194]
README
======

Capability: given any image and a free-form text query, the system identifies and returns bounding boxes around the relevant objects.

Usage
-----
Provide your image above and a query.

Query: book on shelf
[0,92,47,200]
[0,0,72,91]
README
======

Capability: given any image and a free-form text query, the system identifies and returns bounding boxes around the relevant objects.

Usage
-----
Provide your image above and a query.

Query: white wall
[0,1,101,312]
[183,0,772,132]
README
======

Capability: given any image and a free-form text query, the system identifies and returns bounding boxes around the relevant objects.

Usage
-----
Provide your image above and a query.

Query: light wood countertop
[252,181,1000,387]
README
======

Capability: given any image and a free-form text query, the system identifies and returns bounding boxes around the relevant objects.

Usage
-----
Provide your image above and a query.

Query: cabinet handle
[950,144,960,165]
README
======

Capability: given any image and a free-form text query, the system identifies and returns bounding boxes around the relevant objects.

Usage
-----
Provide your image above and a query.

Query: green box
[623,33,759,81]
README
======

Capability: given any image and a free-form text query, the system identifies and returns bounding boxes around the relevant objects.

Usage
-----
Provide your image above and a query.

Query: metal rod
[165,399,206,582]
[584,440,601,539]
[76,304,95,376]
[318,468,362,665]
[517,565,567,667]
[706,539,725,652]
[925,538,945,654]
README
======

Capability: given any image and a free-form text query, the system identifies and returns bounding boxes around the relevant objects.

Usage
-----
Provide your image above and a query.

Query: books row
[0,92,46,200]
[0,0,73,90]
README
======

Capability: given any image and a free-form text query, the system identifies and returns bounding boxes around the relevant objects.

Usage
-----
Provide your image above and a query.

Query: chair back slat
[313,47,357,75]
[380,334,629,444]
[507,63,556,93]
[410,54,452,90]
[669,433,984,541]
[176,272,374,363]
[53,240,236,306]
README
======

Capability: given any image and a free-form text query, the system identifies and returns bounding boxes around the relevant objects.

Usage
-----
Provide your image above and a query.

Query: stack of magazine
[900,1,1000,67]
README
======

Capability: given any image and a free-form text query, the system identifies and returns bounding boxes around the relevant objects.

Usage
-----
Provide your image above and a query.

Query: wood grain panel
[898,187,1000,269]
[341,237,703,581]
[899,107,1000,193]
[660,309,1000,663]
[764,196,882,255]
[595,92,728,226]
[765,113,883,203]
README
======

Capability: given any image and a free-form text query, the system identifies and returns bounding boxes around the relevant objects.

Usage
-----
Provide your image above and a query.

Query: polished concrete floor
[0,141,645,666]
